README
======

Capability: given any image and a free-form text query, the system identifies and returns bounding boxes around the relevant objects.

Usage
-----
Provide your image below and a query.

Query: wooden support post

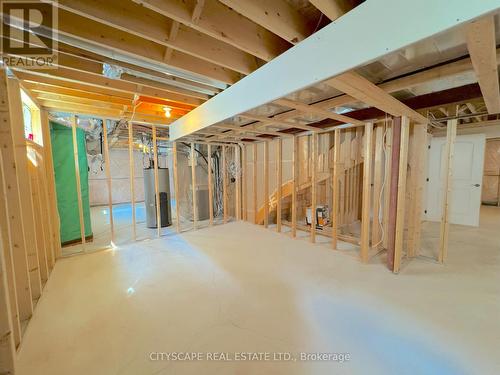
[408,124,427,257]
[393,117,410,272]
[372,125,384,247]
[264,142,269,228]
[40,110,61,259]
[128,121,137,240]
[291,136,298,238]
[71,116,86,248]
[191,142,197,229]
[173,142,181,232]
[382,120,393,250]
[29,166,48,286]
[223,145,228,223]
[438,119,457,263]
[207,144,213,226]
[0,153,21,348]
[0,231,16,375]
[8,80,41,299]
[152,126,161,237]
[241,145,247,221]
[276,139,282,232]
[101,119,115,244]
[0,71,32,321]
[360,122,373,262]
[235,145,241,221]
[332,129,340,249]
[311,133,317,243]
[253,144,257,224]
[387,117,401,270]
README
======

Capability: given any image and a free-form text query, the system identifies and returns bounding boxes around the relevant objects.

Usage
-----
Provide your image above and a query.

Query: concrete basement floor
[15,207,500,375]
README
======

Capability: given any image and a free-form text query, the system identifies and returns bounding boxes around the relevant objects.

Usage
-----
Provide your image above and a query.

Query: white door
[426,133,485,227]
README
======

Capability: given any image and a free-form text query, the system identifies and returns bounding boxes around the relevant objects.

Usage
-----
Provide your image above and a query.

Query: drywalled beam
[169,0,500,140]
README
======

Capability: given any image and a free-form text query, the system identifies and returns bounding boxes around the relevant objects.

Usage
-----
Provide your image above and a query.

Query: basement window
[20,89,43,146]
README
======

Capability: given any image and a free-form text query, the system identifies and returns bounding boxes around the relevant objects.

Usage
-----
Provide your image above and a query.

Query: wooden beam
[129,122,137,240]
[326,72,428,124]
[311,134,318,243]
[207,144,213,225]
[292,135,298,238]
[191,143,197,229]
[240,113,320,132]
[332,128,340,249]
[133,0,290,61]
[275,98,365,126]
[438,119,457,263]
[71,116,86,248]
[102,119,114,243]
[169,0,497,139]
[242,145,247,221]
[276,139,282,232]
[152,126,161,237]
[213,123,288,138]
[218,0,312,43]
[264,142,269,228]
[191,0,205,23]
[173,142,181,232]
[393,117,410,273]
[360,122,373,262]
[466,16,500,114]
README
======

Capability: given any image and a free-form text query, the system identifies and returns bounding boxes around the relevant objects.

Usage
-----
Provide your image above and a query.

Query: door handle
[472,184,481,187]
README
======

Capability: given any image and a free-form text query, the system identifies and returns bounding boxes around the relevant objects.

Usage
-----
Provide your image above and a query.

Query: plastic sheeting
[50,121,93,244]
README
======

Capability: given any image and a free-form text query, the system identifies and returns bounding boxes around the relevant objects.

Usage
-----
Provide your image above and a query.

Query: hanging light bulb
[163,106,172,118]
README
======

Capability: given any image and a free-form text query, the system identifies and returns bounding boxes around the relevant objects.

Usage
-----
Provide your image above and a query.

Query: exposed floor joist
[170,0,498,140]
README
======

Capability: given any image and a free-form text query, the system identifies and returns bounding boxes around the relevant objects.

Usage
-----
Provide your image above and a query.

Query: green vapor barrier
[50,121,92,244]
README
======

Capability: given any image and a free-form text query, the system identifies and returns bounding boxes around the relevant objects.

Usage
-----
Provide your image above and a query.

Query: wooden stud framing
[372,125,384,247]
[40,110,61,259]
[207,144,214,225]
[438,119,457,263]
[276,139,282,232]
[264,141,269,228]
[360,122,373,262]
[8,81,42,299]
[71,116,86,248]
[0,72,33,323]
[0,229,15,375]
[291,135,298,237]
[311,133,317,243]
[253,144,257,224]
[382,120,392,250]
[173,142,181,232]
[241,145,247,221]
[191,142,197,229]
[152,126,161,237]
[235,145,241,221]
[128,121,137,240]
[101,119,115,243]
[0,152,22,348]
[393,117,410,273]
[223,145,229,223]
[332,128,340,249]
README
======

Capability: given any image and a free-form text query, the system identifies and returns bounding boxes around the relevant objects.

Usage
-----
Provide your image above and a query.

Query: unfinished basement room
[1,1,500,374]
